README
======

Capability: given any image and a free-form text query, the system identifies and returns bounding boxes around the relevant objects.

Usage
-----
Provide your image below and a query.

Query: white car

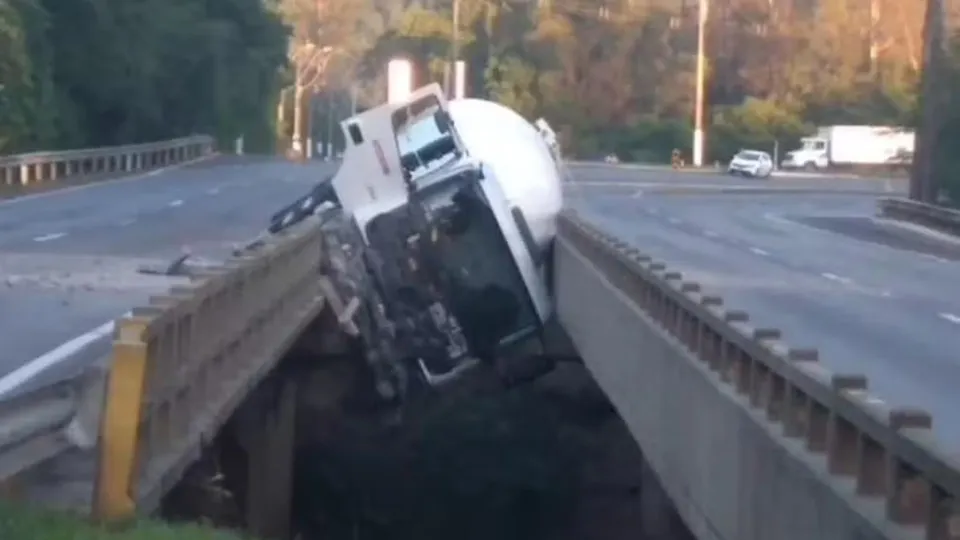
[727,150,773,178]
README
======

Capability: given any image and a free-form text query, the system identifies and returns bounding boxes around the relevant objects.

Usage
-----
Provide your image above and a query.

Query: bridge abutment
[233,375,299,540]
[638,452,689,540]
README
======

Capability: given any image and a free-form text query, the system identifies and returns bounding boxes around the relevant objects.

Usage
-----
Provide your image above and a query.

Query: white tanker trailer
[268,84,564,409]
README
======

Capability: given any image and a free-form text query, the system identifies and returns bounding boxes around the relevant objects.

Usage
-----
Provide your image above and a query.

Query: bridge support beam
[234,375,299,540]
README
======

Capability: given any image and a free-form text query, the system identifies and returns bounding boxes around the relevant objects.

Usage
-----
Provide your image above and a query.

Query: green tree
[1,0,288,154]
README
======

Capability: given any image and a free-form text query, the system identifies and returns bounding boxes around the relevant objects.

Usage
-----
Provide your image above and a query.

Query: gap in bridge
[157,313,694,540]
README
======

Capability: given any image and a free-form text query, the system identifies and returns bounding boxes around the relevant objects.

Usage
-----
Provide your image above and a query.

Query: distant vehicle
[727,149,773,178]
[780,125,914,172]
[604,154,620,164]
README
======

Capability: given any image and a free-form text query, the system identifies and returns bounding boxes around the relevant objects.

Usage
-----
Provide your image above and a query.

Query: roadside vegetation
[0,500,245,540]
[0,0,933,162]
[0,0,287,153]
[5,0,960,199]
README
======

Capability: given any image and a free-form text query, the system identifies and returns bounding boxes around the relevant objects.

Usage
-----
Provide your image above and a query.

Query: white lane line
[749,247,770,256]
[922,254,949,263]
[33,232,66,242]
[821,272,854,285]
[168,199,184,207]
[0,316,122,398]
[631,189,644,198]
[762,212,792,226]
[119,219,135,226]
[703,229,719,238]
[939,312,960,324]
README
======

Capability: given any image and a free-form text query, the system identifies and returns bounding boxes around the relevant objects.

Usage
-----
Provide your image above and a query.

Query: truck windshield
[396,111,459,184]
[801,138,826,151]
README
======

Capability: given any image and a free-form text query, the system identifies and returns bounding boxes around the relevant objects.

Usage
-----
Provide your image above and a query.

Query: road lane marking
[922,253,949,263]
[821,272,853,285]
[762,212,792,226]
[119,219,135,226]
[939,312,960,324]
[207,187,220,195]
[631,189,644,198]
[703,229,719,238]
[169,199,183,207]
[33,232,66,242]
[749,247,770,256]
[668,217,682,224]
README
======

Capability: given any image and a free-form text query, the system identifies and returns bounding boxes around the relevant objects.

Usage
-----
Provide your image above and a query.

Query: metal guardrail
[879,197,960,237]
[557,210,960,538]
[0,135,215,186]
[0,364,108,485]
[0,382,77,480]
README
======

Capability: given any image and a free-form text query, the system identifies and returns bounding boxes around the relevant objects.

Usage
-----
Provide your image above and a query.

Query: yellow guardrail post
[94,316,152,522]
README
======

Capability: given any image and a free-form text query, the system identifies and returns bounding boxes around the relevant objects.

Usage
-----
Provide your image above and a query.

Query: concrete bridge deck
[0,159,957,539]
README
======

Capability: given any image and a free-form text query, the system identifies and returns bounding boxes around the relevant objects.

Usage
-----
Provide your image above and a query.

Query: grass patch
[0,501,247,540]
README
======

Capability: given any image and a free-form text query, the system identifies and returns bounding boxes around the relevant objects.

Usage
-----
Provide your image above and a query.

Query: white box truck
[780,125,914,172]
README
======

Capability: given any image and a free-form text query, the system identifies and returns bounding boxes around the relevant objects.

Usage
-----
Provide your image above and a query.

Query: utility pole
[326,94,335,159]
[444,0,461,98]
[693,0,709,167]
[912,0,947,202]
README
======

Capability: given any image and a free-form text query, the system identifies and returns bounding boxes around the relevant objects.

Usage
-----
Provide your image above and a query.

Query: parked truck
[780,125,914,172]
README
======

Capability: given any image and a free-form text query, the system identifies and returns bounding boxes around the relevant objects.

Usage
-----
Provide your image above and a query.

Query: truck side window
[348,123,364,144]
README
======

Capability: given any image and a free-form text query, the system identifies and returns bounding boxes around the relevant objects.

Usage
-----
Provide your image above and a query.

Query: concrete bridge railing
[0,214,335,528]
[554,210,960,540]
[879,197,960,237]
[95,217,328,520]
[0,135,215,187]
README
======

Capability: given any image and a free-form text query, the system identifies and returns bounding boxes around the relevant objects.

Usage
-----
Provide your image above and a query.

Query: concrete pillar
[236,377,298,539]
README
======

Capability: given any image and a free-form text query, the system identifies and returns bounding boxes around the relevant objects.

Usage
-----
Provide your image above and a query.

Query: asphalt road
[567,161,908,195]
[566,165,960,450]
[0,156,334,395]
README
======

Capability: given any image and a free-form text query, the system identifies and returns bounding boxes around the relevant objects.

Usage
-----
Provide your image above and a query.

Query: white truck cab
[323,83,564,393]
